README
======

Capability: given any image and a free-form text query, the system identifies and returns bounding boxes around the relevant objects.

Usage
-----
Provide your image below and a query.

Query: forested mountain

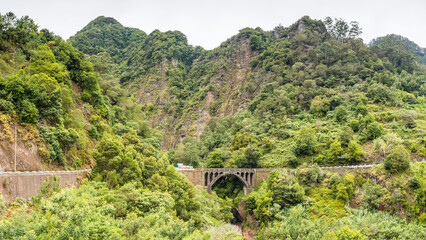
[0,12,425,239]
[69,16,426,169]
[370,34,426,65]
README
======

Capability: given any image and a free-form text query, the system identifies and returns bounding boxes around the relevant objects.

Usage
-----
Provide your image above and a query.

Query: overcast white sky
[2,0,425,49]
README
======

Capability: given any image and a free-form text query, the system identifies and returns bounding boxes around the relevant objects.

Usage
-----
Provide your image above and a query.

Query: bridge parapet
[0,170,91,201]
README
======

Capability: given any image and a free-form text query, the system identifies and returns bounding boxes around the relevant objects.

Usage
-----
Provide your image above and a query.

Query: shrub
[294,128,316,156]
[18,99,38,124]
[236,145,260,168]
[271,173,305,207]
[326,139,344,164]
[366,83,393,104]
[348,140,364,162]
[335,106,348,123]
[0,99,14,113]
[296,166,323,189]
[408,177,420,190]
[325,226,367,240]
[399,110,417,128]
[363,182,387,210]
[364,121,383,141]
[350,119,360,132]
[206,149,225,168]
[339,127,353,147]
[288,155,301,168]
[0,194,6,214]
[384,145,410,173]
[354,103,368,116]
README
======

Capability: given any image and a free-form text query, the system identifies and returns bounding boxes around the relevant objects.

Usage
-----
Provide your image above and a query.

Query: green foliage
[236,145,260,168]
[0,194,6,214]
[66,13,426,172]
[324,226,367,240]
[324,17,362,41]
[370,34,418,73]
[39,125,79,164]
[270,171,305,207]
[294,128,316,156]
[326,139,344,164]
[347,140,364,162]
[92,132,143,188]
[173,138,201,167]
[231,132,257,150]
[257,207,426,240]
[296,166,323,190]
[363,182,387,210]
[399,110,417,129]
[364,121,384,141]
[0,181,236,239]
[384,144,411,174]
[69,16,146,59]
[366,83,394,104]
[18,99,38,124]
[334,105,348,123]
[206,149,225,168]
[0,12,39,52]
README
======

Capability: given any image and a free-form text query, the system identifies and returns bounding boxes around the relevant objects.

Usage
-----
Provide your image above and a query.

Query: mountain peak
[289,16,327,35]
[86,16,122,28]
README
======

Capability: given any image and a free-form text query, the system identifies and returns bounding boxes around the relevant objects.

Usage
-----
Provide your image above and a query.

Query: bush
[236,145,260,168]
[296,166,323,190]
[399,110,417,128]
[335,106,348,123]
[0,194,6,214]
[288,155,301,168]
[348,141,364,162]
[363,182,387,210]
[325,226,367,240]
[408,177,420,190]
[354,103,368,116]
[339,127,353,147]
[18,99,38,124]
[350,119,360,132]
[271,172,305,207]
[326,139,344,164]
[364,121,384,141]
[384,144,410,173]
[294,128,316,156]
[0,99,14,113]
[366,83,393,104]
[206,149,225,168]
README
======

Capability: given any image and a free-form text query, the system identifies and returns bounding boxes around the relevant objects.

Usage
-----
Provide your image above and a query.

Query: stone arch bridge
[177,165,376,195]
[176,168,273,195]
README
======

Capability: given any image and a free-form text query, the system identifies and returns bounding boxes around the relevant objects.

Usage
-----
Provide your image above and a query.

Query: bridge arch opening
[205,170,257,198]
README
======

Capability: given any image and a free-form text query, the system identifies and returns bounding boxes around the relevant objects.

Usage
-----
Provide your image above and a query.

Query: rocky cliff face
[132,36,259,149]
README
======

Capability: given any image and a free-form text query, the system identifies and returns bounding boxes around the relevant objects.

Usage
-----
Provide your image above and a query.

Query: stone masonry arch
[176,165,385,196]
[203,168,256,195]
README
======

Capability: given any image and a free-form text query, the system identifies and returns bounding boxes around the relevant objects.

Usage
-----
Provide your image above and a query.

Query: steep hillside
[69,16,426,170]
[0,12,163,170]
[370,34,425,65]
[0,12,425,239]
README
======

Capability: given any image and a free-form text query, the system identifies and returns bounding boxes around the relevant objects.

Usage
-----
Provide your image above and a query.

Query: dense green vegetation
[248,161,426,239]
[1,12,426,239]
[0,12,241,239]
[370,34,426,65]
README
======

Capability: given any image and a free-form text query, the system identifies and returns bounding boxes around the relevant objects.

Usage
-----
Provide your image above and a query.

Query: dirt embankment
[0,114,49,171]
